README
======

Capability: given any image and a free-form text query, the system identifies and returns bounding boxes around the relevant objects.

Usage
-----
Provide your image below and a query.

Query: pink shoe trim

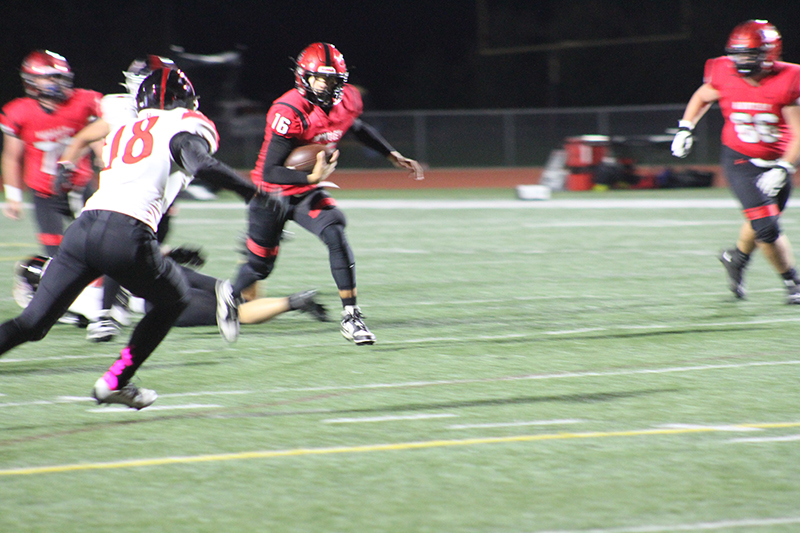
[103,347,134,390]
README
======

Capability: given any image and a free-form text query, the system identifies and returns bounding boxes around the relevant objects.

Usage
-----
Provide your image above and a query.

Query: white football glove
[756,160,796,197]
[671,120,694,158]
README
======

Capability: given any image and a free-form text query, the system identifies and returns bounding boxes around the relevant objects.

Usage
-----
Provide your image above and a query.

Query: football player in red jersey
[672,20,800,303]
[229,42,424,345]
[1,50,103,256]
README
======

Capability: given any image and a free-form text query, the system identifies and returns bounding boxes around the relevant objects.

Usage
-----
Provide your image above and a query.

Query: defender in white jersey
[58,56,175,342]
[0,68,279,409]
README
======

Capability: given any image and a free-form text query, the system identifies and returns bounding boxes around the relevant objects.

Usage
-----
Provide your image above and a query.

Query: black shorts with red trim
[722,145,791,217]
[245,187,345,258]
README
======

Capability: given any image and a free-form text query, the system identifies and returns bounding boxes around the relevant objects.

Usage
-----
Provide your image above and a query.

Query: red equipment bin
[564,135,609,191]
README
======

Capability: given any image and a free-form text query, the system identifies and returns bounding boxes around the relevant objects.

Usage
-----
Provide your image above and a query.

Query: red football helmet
[294,42,349,107]
[20,50,74,102]
[725,20,782,77]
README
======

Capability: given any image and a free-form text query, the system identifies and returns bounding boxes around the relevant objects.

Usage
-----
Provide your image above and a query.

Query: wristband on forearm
[4,184,22,203]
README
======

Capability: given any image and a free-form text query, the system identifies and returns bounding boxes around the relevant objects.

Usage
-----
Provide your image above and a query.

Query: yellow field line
[2,421,798,477]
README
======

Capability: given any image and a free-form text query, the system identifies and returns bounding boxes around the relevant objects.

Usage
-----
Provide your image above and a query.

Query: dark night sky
[2,1,800,117]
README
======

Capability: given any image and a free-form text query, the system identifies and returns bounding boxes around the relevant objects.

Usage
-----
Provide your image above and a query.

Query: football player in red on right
[228,42,424,345]
[671,20,800,304]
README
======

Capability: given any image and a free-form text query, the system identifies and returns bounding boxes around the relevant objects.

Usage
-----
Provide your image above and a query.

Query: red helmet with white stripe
[725,20,782,77]
[294,42,349,107]
[20,50,74,102]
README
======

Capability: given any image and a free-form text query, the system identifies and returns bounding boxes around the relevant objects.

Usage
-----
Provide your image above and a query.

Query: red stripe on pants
[744,204,779,220]
[38,233,62,247]
[309,197,337,219]
[246,237,279,258]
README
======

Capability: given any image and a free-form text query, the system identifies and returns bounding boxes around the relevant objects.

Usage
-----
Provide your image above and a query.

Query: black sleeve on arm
[261,134,313,185]
[350,118,395,158]
[169,132,257,202]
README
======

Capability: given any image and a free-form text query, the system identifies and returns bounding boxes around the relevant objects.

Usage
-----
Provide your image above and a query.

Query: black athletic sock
[780,268,799,284]
[731,248,750,268]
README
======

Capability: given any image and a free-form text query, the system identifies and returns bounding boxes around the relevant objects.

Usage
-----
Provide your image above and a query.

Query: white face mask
[122,71,148,95]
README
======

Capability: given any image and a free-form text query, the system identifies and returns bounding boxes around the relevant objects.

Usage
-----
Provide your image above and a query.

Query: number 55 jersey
[705,56,800,160]
[83,107,219,232]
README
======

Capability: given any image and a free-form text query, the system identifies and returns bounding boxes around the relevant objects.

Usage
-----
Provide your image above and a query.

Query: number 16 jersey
[705,56,800,160]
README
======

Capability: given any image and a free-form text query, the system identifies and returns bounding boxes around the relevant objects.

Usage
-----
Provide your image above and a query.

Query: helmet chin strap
[737,63,761,77]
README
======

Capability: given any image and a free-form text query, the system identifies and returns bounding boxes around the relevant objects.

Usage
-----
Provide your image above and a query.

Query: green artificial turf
[1,186,798,532]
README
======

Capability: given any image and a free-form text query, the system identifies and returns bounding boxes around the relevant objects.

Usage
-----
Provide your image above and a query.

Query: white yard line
[159,390,252,398]
[533,516,800,533]
[727,434,800,444]
[322,413,458,424]
[86,403,222,413]
[171,199,753,210]
[522,220,741,228]
[0,353,114,364]
[162,197,800,210]
[448,419,583,429]
[1,360,798,408]
[267,359,800,394]
[657,423,761,432]
[0,391,252,409]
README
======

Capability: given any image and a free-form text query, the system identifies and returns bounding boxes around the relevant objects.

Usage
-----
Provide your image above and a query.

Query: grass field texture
[1,187,799,532]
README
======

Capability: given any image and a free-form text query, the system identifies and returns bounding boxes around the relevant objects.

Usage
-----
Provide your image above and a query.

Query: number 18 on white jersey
[84,107,219,232]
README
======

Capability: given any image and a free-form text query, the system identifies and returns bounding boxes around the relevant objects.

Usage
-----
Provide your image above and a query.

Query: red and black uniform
[0,89,101,254]
[234,85,395,299]
[705,57,800,242]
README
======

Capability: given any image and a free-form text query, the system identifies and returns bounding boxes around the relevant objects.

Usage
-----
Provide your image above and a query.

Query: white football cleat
[341,305,376,345]
[92,377,157,410]
[215,279,240,343]
[86,316,121,343]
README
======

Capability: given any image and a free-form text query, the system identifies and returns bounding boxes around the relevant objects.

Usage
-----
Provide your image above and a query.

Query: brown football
[284,144,331,172]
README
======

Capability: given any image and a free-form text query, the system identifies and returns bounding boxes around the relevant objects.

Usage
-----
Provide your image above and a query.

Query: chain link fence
[216,104,724,170]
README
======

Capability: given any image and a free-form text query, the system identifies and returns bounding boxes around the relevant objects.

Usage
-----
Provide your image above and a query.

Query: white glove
[671,120,694,158]
[756,160,796,197]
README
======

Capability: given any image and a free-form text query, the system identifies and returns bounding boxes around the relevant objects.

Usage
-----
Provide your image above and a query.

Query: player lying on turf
[12,250,328,331]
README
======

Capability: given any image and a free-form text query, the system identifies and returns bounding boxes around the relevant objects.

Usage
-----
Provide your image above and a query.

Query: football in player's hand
[284,145,332,172]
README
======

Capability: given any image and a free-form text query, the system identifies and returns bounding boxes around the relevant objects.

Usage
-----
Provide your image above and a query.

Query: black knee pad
[321,225,354,264]
[752,216,781,244]
[320,223,346,248]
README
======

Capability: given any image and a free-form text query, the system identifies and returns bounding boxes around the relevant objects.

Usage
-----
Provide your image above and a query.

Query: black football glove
[166,245,207,267]
[53,161,76,196]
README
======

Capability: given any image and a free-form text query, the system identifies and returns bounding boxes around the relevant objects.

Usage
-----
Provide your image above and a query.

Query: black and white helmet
[13,255,50,309]
[122,55,175,95]
[136,68,198,111]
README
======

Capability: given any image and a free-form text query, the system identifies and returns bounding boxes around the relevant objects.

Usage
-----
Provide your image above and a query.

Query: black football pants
[0,210,190,386]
